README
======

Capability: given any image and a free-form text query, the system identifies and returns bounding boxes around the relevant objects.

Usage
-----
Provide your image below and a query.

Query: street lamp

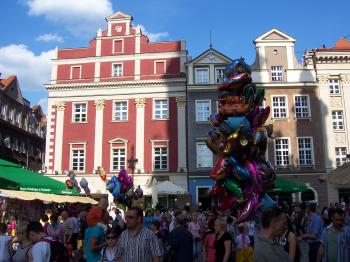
[127,144,138,191]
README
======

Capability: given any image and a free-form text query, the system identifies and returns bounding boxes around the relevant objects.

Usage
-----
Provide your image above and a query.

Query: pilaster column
[341,74,350,151]
[54,102,66,173]
[135,98,146,172]
[94,100,105,172]
[176,96,187,172]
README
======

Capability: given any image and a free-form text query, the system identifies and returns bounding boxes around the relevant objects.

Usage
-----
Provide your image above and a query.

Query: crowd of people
[0,198,349,262]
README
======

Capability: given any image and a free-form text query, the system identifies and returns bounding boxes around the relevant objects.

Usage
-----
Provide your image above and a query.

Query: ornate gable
[106,11,132,22]
[190,49,232,65]
[254,29,295,43]
[108,137,128,144]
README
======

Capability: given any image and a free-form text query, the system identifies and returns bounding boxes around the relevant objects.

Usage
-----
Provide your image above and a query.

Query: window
[272,96,287,118]
[111,148,126,171]
[155,61,166,75]
[1,104,7,117]
[153,99,168,119]
[112,64,123,77]
[73,103,87,123]
[195,68,209,84]
[113,101,128,121]
[329,79,340,94]
[8,107,14,121]
[196,142,213,168]
[332,111,344,130]
[275,138,290,166]
[295,96,310,118]
[71,147,85,172]
[15,112,21,124]
[196,100,211,122]
[113,40,123,53]
[215,68,225,83]
[154,146,168,170]
[335,147,347,167]
[20,141,26,154]
[297,137,313,165]
[71,66,81,79]
[271,66,283,81]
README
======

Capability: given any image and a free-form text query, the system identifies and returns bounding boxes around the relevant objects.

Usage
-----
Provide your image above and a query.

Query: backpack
[39,238,69,262]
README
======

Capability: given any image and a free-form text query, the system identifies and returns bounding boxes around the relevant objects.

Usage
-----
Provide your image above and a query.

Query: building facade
[0,75,46,171]
[304,38,350,203]
[186,48,232,208]
[45,11,188,204]
[251,29,329,206]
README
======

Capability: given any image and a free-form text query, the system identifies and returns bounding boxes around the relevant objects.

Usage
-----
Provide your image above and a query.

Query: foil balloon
[133,185,143,200]
[98,166,107,182]
[80,178,90,194]
[260,193,277,210]
[118,168,127,183]
[207,57,276,223]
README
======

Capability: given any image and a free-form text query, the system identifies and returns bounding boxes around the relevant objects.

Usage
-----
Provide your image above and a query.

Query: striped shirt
[320,224,350,262]
[116,226,161,262]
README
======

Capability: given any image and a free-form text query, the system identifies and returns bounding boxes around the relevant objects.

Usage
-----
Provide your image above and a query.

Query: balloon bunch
[207,58,276,223]
[65,170,81,193]
[106,168,143,205]
[79,178,91,194]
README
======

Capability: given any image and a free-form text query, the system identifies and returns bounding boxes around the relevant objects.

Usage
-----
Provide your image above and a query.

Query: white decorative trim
[55,102,66,111]
[135,98,146,108]
[94,99,105,110]
[175,96,186,107]
[136,102,145,172]
[70,65,82,79]
[94,61,100,82]
[93,102,104,171]
[134,59,140,80]
[177,104,187,172]
[108,137,129,144]
[53,106,65,172]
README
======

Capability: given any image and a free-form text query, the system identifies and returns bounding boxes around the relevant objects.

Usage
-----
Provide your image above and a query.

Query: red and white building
[45,11,188,200]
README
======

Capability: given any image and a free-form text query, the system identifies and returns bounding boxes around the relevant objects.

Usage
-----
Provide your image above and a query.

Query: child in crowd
[235,223,253,262]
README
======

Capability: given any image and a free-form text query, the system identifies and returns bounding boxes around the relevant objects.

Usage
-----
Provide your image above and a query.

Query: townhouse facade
[45,11,188,206]
[304,38,350,203]
[0,75,46,171]
[186,48,232,208]
[251,29,329,206]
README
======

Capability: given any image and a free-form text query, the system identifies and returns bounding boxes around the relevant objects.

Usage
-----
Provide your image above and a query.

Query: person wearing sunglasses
[100,226,122,262]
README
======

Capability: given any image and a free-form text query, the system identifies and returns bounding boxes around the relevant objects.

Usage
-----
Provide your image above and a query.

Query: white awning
[144,181,187,196]
[0,189,98,204]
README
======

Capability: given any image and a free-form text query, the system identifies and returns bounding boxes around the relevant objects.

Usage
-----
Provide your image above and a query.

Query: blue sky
[0,0,349,112]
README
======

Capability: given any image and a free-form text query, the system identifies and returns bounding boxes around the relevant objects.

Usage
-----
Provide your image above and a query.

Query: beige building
[304,38,350,204]
[252,29,328,206]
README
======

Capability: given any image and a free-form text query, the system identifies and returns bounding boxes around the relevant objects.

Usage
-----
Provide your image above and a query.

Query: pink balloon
[236,194,258,223]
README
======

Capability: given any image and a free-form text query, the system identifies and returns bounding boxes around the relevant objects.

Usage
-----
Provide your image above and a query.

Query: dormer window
[271,66,283,81]
[195,68,209,84]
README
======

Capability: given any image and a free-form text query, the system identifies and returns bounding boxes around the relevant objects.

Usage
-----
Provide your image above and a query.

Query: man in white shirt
[26,221,51,262]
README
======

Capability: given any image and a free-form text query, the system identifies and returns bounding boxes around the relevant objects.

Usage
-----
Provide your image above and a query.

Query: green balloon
[225,179,243,200]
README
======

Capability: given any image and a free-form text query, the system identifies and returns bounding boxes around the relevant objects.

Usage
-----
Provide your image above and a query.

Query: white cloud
[26,0,113,35]
[0,44,54,92]
[37,98,48,114]
[136,24,169,42]
[36,33,64,43]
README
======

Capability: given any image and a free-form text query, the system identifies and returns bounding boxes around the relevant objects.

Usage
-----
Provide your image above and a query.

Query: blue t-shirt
[144,216,153,229]
[84,226,105,262]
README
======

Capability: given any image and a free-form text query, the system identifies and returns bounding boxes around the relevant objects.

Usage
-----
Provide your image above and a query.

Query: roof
[254,28,295,44]
[316,38,350,52]
[0,75,16,91]
[188,47,232,64]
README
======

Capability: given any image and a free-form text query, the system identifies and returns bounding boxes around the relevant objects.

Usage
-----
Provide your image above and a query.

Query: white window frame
[153,98,169,120]
[113,39,124,54]
[70,65,82,79]
[72,102,88,123]
[8,107,14,121]
[274,137,291,167]
[332,111,344,130]
[271,95,288,119]
[294,95,311,118]
[1,104,7,118]
[112,63,123,77]
[69,143,86,173]
[196,142,213,168]
[154,60,166,75]
[151,140,169,171]
[195,100,211,122]
[271,66,283,81]
[215,67,225,84]
[195,68,209,84]
[112,100,128,121]
[329,79,340,95]
[335,147,347,167]
[297,137,314,166]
